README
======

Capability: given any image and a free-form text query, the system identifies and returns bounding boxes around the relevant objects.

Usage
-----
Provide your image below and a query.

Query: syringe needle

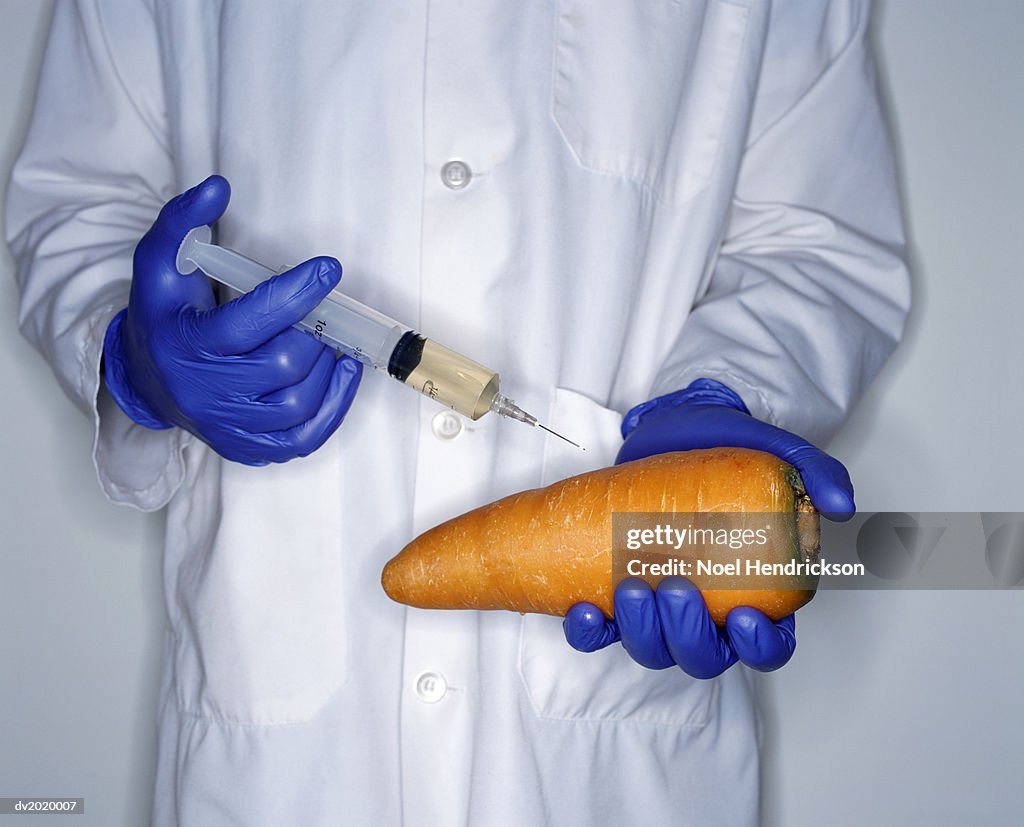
[538,423,585,451]
[489,393,584,449]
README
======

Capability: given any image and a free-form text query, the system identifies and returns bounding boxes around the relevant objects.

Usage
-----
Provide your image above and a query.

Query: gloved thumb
[563,602,621,653]
[130,176,232,316]
[155,175,231,242]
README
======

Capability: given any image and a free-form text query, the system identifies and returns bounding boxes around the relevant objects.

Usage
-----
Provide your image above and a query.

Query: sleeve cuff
[83,304,192,511]
[649,369,777,430]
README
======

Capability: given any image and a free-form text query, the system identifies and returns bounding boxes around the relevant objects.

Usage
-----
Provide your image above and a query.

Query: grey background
[1,1,1021,824]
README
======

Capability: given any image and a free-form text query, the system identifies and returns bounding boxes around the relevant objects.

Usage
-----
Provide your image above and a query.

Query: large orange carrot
[381,447,820,625]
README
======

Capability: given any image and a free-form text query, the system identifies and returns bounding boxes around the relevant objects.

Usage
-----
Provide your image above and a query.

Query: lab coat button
[432,411,463,440]
[414,671,447,703]
[441,159,472,190]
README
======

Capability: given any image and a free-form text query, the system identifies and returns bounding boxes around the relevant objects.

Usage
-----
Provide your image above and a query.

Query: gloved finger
[780,444,855,521]
[744,418,853,519]
[198,256,342,356]
[698,414,855,520]
[237,328,331,393]
[725,608,797,672]
[563,603,621,653]
[615,382,857,520]
[250,348,339,432]
[247,355,362,463]
[614,579,675,669]
[655,577,737,679]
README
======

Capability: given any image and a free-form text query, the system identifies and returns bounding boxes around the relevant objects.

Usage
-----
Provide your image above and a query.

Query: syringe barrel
[177,228,503,420]
[388,334,501,421]
[178,227,409,371]
[299,292,409,371]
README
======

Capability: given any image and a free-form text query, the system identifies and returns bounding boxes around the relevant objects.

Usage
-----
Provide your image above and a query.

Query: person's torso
[149,2,769,823]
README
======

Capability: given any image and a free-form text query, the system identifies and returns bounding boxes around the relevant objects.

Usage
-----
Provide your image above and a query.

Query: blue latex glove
[564,378,855,678]
[566,578,797,678]
[615,378,855,518]
[102,175,362,465]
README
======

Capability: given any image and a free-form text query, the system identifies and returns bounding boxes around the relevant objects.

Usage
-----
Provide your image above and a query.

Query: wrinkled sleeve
[651,0,911,446]
[5,0,186,510]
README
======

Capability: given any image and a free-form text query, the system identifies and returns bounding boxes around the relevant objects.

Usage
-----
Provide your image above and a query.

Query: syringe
[176,227,581,448]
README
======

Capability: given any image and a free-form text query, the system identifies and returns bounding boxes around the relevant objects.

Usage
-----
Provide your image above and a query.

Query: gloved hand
[615,378,855,518]
[565,578,796,678]
[102,175,362,465]
[564,377,855,678]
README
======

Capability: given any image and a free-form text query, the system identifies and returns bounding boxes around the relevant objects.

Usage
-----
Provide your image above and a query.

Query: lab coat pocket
[517,388,717,725]
[552,0,750,206]
[174,439,350,726]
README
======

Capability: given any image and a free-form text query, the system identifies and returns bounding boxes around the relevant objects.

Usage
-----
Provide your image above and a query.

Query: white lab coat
[6,1,909,824]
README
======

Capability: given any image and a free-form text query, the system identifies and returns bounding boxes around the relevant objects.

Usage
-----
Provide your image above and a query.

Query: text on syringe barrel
[386,332,501,420]
[298,290,408,370]
[303,304,501,420]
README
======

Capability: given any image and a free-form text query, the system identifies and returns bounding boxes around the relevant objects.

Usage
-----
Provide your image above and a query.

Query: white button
[441,159,472,190]
[432,411,464,440]
[414,671,447,703]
